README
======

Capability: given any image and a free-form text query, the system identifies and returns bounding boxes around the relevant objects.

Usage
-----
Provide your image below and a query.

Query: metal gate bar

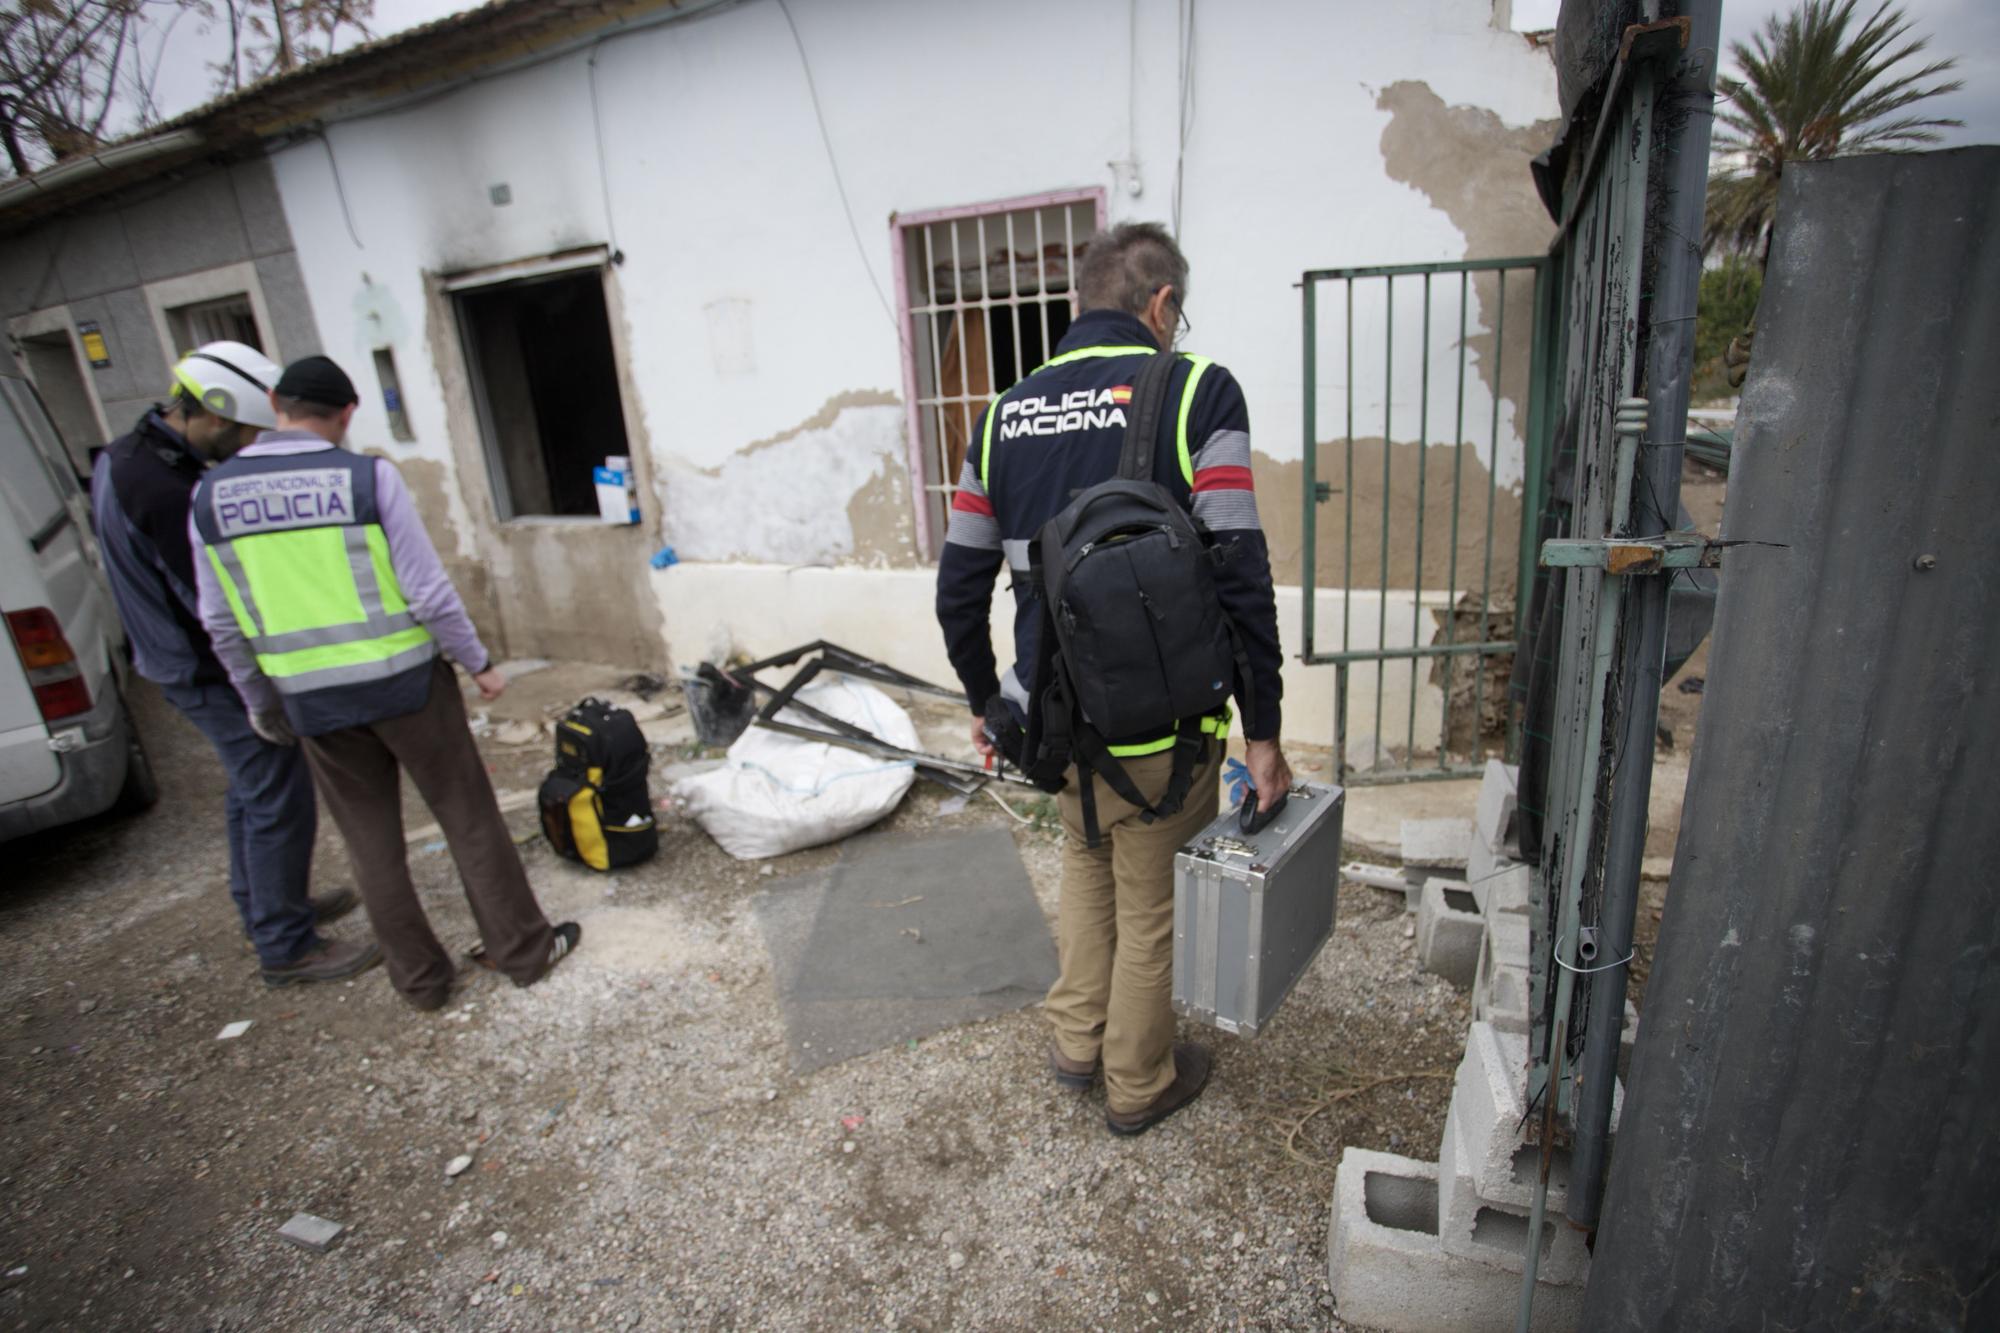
[1299,257,1549,786]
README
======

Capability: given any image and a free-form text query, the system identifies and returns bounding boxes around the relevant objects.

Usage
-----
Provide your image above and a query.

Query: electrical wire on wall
[586,38,622,263]
[315,129,365,250]
[1172,0,1197,238]
[774,0,897,332]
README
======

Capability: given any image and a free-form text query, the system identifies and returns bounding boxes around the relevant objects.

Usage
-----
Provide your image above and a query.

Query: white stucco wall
[267,0,1557,743]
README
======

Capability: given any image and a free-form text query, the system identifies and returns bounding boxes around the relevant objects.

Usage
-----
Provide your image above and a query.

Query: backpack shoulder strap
[1116,350,1180,482]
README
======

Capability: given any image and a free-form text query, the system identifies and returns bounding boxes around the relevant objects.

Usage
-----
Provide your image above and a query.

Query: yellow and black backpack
[538,697,657,870]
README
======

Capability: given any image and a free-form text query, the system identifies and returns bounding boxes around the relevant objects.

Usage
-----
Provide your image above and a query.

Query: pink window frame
[889,186,1109,556]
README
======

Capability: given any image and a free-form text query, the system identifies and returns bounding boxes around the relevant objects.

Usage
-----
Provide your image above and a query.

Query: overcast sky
[131,0,1997,147]
[1513,0,1999,146]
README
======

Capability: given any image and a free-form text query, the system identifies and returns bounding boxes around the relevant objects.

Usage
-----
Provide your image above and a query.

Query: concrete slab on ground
[1341,778,1481,861]
[1400,818,1474,877]
[751,829,1057,1074]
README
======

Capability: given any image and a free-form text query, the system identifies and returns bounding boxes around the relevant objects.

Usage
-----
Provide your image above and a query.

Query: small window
[452,265,629,520]
[896,191,1101,553]
[167,294,262,354]
[372,347,415,443]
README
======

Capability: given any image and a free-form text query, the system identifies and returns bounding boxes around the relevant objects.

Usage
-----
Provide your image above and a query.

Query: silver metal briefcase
[1172,782,1345,1036]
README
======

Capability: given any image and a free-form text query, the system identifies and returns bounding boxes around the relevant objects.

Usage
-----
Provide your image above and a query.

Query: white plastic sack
[671,676,919,860]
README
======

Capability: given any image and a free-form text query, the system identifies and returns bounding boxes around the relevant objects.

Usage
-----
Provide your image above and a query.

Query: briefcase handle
[1237,788,1289,836]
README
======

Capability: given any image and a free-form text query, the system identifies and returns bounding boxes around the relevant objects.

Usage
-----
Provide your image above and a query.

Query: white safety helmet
[173,340,281,430]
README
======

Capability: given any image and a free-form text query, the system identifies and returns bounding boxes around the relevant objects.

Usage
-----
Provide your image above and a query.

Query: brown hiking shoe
[310,888,360,926]
[1105,1043,1213,1137]
[1050,1045,1101,1091]
[262,937,382,987]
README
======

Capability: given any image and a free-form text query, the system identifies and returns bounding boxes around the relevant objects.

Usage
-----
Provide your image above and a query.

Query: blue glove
[1224,757,1252,808]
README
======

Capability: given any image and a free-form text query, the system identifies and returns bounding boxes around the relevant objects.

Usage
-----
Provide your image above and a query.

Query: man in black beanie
[191,355,580,1010]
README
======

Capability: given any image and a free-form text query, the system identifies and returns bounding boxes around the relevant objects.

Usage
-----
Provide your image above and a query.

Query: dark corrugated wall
[1583,147,2000,1330]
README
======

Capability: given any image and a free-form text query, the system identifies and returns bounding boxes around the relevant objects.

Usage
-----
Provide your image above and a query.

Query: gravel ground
[1,666,1468,1331]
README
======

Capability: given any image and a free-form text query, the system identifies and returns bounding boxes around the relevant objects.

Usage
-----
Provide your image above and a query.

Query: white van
[0,372,157,839]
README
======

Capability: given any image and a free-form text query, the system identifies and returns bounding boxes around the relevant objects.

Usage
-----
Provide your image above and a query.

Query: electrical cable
[586,38,621,262]
[1171,0,1197,237]
[1554,948,1636,975]
[774,0,895,331]
[314,129,364,250]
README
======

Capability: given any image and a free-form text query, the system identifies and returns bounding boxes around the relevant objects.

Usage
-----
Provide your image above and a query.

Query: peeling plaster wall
[265,0,1557,716]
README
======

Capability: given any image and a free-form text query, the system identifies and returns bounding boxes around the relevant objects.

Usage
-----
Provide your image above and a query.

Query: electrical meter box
[1172,783,1345,1037]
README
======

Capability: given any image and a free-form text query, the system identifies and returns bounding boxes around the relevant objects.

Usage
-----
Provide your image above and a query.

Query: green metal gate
[1298,257,1553,786]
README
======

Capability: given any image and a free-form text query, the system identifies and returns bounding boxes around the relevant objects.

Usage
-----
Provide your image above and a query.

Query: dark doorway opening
[455,269,629,519]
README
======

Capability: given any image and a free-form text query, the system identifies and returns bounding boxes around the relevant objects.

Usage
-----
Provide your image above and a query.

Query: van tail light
[6,608,91,722]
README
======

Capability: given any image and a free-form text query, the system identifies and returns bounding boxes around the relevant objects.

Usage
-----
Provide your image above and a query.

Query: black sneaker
[519,922,582,988]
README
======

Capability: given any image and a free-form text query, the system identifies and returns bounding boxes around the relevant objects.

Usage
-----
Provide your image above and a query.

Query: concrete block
[1467,828,1507,892]
[54,210,139,299]
[90,287,170,404]
[1474,759,1519,857]
[1476,961,1531,1035]
[1451,1020,1622,1206]
[0,230,59,317]
[1472,860,1531,918]
[1453,1021,1530,1194]
[230,158,295,259]
[255,252,322,361]
[1486,907,1531,972]
[1401,818,1472,878]
[278,1211,344,1252]
[1439,1103,1590,1285]
[1327,1146,1584,1333]
[121,172,251,282]
[1470,925,1529,1036]
[1417,878,1484,988]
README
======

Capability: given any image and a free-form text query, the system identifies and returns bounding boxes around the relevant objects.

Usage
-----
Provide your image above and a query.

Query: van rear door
[0,382,90,803]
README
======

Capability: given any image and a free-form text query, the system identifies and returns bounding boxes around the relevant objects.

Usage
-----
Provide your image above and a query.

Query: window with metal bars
[167,294,263,355]
[893,189,1103,556]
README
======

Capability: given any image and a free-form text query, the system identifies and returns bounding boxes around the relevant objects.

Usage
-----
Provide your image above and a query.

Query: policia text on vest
[193,449,437,729]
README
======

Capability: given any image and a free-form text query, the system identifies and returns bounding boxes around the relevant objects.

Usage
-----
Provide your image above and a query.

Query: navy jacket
[91,411,230,690]
[935,309,1284,742]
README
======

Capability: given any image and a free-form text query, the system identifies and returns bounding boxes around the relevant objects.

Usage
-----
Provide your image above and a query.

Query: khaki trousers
[1045,744,1221,1113]
[301,659,555,1004]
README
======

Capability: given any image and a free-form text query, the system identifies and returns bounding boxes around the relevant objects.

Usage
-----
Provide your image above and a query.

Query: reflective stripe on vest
[205,520,435,697]
[1174,354,1214,487]
[1105,704,1233,758]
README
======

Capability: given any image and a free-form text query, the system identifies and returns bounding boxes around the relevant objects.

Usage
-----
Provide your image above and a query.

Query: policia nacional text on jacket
[934,306,1286,752]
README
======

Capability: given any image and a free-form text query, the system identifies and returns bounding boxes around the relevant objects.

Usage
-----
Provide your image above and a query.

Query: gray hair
[1077,221,1188,318]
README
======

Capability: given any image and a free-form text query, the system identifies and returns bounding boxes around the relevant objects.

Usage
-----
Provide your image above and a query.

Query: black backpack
[538,698,657,870]
[1002,350,1253,846]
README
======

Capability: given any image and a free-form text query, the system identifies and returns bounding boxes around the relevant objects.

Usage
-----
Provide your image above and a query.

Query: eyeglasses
[1158,286,1191,344]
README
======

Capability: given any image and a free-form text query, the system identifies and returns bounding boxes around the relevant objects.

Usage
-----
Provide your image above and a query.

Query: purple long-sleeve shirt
[191,431,491,714]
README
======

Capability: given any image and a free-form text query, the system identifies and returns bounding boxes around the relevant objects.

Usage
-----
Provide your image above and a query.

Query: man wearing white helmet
[91,341,381,987]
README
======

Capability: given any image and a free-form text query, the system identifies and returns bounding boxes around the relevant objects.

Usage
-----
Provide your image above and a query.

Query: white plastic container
[594,455,639,524]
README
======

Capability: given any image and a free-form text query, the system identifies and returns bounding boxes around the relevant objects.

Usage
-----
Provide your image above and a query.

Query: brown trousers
[1045,744,1221,1114]
[301,659,554,1002]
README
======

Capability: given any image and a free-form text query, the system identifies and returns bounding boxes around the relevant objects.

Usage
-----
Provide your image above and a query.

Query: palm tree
[1706,0,1961,259]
